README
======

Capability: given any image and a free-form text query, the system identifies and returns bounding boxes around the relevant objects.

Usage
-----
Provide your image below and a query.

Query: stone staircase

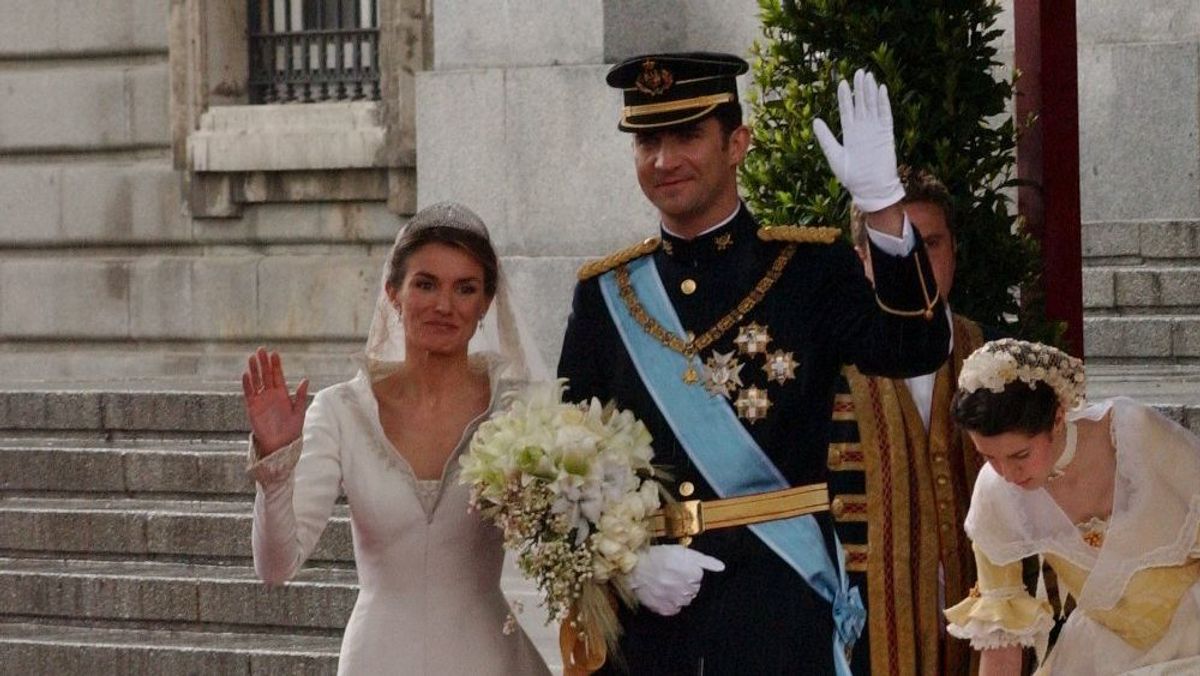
[1083,219,1200,431]
[0,386,557,674]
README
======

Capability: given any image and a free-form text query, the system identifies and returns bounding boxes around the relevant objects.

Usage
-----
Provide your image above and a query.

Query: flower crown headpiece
[958,338,1086,410]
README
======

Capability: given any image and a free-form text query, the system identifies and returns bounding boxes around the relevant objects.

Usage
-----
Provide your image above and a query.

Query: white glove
[629,545,725,616]
[813,69,905,213]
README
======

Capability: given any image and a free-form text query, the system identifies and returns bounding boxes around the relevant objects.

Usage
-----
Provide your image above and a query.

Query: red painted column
[1014,0,1084,356]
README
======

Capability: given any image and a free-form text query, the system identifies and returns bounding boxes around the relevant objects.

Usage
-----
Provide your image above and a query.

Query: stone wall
[0,2,404,382]
[3,1,1198,379]
[418,0,763,369]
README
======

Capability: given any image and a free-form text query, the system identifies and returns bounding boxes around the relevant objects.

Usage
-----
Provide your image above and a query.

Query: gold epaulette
[757,225,842,245]
[577,236,661,280]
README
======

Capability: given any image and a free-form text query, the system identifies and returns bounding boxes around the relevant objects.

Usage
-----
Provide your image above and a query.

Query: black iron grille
[249,0,381,103]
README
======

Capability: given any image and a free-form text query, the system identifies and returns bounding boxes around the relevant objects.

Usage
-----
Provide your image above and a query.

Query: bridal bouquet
[459,379,661,661]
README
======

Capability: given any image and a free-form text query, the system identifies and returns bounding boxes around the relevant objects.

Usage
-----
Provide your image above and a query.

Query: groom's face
[632,116,747,235]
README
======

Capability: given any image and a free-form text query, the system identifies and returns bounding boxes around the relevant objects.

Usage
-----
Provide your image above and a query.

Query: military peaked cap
[606,51,748,132]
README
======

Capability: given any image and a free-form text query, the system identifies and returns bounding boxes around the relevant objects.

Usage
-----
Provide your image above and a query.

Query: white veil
[361,201,549,384]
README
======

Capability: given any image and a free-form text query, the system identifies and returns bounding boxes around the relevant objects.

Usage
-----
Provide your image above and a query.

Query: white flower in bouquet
[459,378,663,643]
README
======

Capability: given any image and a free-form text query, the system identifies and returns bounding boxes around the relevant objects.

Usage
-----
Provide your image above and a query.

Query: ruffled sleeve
[945,543,1053,651]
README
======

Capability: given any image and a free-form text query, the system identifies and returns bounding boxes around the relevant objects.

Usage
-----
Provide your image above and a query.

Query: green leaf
[742,0,1054,341]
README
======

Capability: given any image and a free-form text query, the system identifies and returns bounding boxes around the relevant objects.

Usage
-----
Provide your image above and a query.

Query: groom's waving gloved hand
[813,69,905,213]
[629,544,725,616]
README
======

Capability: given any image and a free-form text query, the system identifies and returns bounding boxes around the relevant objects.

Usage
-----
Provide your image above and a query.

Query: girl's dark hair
[951,379,1059,437]
[386,225,499,298]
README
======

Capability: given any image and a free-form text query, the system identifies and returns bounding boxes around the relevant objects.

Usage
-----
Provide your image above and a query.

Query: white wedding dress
[248,356,550,675]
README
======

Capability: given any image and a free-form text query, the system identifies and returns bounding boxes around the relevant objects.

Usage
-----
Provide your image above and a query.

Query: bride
[945,339,1200,675]
[242,202,551,675]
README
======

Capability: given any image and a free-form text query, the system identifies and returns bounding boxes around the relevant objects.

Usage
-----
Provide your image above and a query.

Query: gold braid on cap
[958,339,1086,410]
[757,225,841,245]
[577,237,661,281]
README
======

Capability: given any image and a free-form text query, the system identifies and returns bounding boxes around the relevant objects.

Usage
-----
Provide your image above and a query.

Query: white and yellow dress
[946,397,1200,675]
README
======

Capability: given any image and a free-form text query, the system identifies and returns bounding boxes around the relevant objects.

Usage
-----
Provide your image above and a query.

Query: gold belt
[648,482,830,540]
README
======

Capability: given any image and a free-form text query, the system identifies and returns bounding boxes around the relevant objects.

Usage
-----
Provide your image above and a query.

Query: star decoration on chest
[734,385,771,423]
[734,322,772,356]
[763,350,798,385]
[702,350,744,399]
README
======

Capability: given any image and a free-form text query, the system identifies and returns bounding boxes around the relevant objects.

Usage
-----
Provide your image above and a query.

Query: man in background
[828,167,993,675]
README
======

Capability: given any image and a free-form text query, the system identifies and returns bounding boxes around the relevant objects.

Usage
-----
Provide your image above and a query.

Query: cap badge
[635,59,674,96]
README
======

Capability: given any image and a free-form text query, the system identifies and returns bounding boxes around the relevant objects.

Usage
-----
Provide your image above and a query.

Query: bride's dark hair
[952,380,1059,437]
[386,207,499,298]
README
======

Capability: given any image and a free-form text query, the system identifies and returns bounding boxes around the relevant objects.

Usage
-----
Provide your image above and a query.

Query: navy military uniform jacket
[557,204,949,675]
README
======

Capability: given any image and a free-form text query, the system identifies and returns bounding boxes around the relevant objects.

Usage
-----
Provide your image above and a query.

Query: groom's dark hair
[951,380,1059,437]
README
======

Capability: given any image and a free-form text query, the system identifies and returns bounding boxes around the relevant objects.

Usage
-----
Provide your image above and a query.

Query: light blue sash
[599,256,864,673]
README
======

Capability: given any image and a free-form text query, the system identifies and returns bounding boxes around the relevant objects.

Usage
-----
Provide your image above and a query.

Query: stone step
[1084,265,1200,311]
[1087,363,1200,433]
[0,557,356,631]
[0,438,250,496]
[1083,220,1200,263]
[0,346,361,389]
[0,555,546,627]
[0,497,352,563]
[0,622,340,675]
[0,388,249,436]
[1083,315,1200,360]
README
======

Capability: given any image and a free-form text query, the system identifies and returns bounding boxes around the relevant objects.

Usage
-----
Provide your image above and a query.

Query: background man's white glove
[813,69,905,213]
[629,544,725,616]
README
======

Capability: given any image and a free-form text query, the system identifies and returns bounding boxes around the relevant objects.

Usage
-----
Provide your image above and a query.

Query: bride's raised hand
[242,347,310,456]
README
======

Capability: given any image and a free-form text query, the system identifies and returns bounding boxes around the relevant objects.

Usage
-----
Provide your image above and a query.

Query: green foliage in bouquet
[742,0,1058,341]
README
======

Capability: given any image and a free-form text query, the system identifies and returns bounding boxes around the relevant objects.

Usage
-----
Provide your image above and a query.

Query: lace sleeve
[945,544,1053,651]
[249,388,343,585]
[246,435,303,484]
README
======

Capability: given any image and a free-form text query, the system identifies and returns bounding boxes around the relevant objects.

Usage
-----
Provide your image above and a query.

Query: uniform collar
[659,202,756,263]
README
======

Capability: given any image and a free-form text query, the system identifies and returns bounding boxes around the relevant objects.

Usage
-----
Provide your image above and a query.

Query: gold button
[830,497,845,519]
[940,523,951,532]
[827,448,842,468]
[936,475,948,486]
[678,481,695,497]
[932,453,946,463]
[939,501,950,511]
[681,279,697,295]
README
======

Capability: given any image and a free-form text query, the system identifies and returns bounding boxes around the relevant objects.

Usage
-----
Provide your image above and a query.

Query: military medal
[734,385,772,423]
[680,332,701,383]
[702,350,744,399]
[763,350,798,385]
[682,361,700,385]
[734,322,772,356]
[614,247,798,392]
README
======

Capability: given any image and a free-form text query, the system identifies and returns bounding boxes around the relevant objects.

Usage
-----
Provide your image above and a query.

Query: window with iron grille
[248,0,381,104]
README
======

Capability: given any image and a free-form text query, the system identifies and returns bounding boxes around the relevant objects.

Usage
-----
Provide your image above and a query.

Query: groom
[558,52,949,674]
